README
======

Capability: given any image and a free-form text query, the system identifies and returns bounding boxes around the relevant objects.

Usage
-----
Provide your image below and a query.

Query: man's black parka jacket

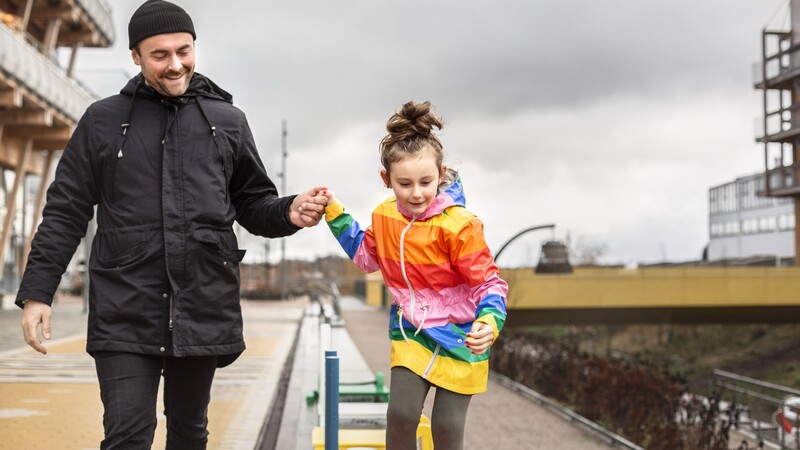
[16,73,298,359]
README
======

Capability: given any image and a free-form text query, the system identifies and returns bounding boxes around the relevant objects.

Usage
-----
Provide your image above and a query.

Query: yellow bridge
[365,267,800,325]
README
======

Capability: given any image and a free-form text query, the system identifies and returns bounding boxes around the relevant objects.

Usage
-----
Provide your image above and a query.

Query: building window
[759,216,777,232]
[709,190,717,214]
[710,222,722,237]
[742,218,758,234]
[727,220,740,235]
[779,213,796,230]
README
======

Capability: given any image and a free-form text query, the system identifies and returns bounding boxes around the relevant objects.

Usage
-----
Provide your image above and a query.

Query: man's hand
[290,186,328,228]
[21,300,52,355]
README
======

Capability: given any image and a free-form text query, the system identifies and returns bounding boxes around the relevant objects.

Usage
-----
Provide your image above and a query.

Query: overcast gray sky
[72,0,789,267]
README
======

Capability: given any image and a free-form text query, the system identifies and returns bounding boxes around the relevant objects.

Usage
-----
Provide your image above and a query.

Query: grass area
[512,324,800,389]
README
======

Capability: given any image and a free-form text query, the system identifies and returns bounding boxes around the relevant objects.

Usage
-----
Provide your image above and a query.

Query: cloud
[73,0,788,266]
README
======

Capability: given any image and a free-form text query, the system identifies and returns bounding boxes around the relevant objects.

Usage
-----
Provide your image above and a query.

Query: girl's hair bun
[380,101,444,159]
[385,101,443,143]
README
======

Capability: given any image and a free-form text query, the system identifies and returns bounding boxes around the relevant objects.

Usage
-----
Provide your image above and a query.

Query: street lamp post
[280,120,288,301]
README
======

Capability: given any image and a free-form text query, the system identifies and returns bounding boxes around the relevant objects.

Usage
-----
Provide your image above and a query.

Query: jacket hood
[397,169,466,221]
[120,72,233,103]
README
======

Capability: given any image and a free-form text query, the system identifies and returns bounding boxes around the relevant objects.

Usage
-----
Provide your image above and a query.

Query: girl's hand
[320,189,337,205]
[466,321,494,355]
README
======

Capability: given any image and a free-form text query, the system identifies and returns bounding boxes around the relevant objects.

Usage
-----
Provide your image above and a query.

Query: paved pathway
[338,297,613,450]
[6,293,756,449]
[0,296,305,450]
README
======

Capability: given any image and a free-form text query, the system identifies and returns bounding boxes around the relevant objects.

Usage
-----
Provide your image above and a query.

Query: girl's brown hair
[379,100,444,175]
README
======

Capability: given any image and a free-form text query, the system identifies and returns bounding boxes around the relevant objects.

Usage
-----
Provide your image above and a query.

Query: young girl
[322,100,508,450]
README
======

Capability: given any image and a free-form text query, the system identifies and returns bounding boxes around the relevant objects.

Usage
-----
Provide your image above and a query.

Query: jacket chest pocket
[101,134,161,206]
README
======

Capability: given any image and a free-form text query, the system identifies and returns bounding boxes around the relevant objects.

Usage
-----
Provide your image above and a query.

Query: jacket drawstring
[397,305,410,344]
[414,302,429,336]
[398,214,417,344]
[118,82,140,159]
[194,96,217,136]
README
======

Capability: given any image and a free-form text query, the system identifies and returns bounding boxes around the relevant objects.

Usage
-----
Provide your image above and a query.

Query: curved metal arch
[494,223,555,262]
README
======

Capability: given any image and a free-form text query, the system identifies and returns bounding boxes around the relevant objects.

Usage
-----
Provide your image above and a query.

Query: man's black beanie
[128,0,196,49]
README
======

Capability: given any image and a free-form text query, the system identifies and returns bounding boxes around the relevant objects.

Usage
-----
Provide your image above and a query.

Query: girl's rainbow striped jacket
[324,176,508,394]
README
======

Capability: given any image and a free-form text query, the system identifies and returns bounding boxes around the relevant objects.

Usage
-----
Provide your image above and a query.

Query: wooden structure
[0,0,113,286]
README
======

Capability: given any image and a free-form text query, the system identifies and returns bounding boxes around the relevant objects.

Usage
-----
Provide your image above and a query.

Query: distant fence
[712,369,800,449]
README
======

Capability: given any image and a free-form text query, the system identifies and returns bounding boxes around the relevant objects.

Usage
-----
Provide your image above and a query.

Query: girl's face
[381,148,444,216]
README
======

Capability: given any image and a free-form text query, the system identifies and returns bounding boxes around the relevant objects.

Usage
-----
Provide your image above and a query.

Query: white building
[708,172,795,262]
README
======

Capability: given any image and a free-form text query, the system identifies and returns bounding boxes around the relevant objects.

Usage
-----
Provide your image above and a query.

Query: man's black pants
[93,352,219,449]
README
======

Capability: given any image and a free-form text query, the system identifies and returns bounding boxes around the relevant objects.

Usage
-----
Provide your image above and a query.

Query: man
[17,1,325,448]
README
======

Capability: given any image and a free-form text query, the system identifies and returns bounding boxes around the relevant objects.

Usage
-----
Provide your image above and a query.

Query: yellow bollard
[415,414,433,450]
[312,414,433,449]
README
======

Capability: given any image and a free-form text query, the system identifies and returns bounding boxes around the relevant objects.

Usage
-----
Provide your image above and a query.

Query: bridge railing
[712,369,800,449]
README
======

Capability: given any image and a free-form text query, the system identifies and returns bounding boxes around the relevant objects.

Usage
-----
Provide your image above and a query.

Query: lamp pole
[280,120,288,300]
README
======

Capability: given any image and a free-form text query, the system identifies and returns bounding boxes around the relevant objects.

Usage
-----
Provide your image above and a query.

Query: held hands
[320,189,337,205]
[21,300,52,355]
[290,186,328,228]
[465,321,495,355]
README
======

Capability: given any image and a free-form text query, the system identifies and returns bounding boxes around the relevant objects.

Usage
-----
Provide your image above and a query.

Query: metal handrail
[714,369,800,397]
[712,369,800,449]
[308,280,343,323]
[717,382,785,405]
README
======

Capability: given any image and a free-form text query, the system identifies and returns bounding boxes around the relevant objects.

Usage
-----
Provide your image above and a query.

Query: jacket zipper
[423,344,441,379]
[168,292,173,332]
[398,214,417,325]
[400,212,440,377]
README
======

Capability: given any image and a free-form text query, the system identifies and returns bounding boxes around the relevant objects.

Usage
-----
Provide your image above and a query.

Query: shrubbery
[490,330,738,450]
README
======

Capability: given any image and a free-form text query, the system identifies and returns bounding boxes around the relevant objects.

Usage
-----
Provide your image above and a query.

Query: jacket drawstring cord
[414,302,429,336]
[397,305,410,344]
[118,82,140,159]
[194,97,217,136]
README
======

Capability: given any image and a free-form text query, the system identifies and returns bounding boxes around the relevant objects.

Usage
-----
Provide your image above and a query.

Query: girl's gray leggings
[386,366,472,450]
